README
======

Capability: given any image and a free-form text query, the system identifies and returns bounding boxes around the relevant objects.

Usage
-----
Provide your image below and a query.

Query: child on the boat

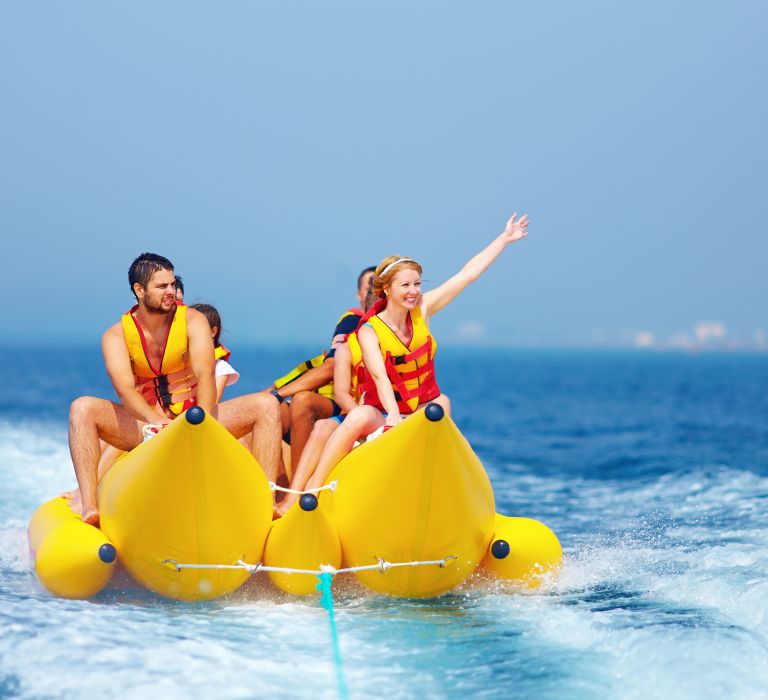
[191,303,239,401]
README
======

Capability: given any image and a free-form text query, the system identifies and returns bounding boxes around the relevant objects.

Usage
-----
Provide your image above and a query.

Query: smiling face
[135,268,178,314]
[385,267,422,310]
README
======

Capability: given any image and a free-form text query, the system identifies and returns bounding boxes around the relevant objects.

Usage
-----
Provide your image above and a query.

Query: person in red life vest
[266,266,375,478]
[302,213,530,494]
[67,253,284,525]
[191,303,239,402]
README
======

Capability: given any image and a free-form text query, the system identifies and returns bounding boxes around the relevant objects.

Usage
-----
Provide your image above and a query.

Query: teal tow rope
[317,572,349,700]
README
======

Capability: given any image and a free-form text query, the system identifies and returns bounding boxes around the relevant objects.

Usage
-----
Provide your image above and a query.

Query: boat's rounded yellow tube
[264,494,342,595]
[481,514,562,587]
[28,496,80,553]
[35,520,117,599]
[99,407,273,601]
[321,404,495,597]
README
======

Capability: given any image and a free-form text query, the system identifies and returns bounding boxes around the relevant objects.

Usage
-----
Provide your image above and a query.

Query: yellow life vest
[121,304,197,416]
[273,308,363,401]
[361,305,440,414]
[346,331,364,401]
[214,344,231,363]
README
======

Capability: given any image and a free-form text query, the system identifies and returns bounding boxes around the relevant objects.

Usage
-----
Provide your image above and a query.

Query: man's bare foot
[68,490,100,526]
[60,487,77,500]
[82,509,100,526]
[65,488,83,515]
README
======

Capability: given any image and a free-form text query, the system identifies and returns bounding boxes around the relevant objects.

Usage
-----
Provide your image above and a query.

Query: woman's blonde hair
[372,256,423,299]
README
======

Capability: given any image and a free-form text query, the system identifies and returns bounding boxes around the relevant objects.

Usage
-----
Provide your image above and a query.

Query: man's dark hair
[191,303,222,346]
[128,253,174,300]
[175,275,184,294]
[357,266,376,290]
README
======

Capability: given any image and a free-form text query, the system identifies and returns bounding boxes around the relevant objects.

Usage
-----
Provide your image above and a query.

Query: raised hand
[501,213,529,244]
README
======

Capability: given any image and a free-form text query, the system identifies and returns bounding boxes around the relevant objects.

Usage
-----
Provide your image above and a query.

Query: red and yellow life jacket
[214,344,231,363]
[358,305,440,414]
[121,304,197,416]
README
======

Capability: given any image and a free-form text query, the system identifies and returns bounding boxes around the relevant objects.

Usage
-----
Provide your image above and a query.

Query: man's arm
[186,309,217,414]
[102,325,169,425]
[270,359,335,399]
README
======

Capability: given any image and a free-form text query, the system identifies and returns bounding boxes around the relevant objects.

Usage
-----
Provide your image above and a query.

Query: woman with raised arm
[300,213,529,497]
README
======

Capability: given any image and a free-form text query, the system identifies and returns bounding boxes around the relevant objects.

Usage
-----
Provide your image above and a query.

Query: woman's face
[386,268,422,310]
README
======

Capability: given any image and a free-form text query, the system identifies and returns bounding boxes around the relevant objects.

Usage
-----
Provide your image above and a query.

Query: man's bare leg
[68,397,143,525]
[217,393,283,483]
[287,392,335,477]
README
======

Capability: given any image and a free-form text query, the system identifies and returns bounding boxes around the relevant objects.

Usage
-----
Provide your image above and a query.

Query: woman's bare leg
[305,406,384,492]
[277,418,339,515]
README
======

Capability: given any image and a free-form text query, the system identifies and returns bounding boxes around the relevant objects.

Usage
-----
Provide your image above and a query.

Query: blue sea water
[1,345,767,699]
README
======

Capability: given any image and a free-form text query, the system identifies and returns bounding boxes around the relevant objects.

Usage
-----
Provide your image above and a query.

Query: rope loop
[269,480,338,495]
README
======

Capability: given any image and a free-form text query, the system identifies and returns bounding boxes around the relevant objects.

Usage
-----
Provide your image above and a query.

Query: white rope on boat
[160,554,458,576]
[269,480,338,495]
[142,424,164,440]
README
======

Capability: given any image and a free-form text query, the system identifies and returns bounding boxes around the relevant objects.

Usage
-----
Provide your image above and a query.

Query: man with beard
[67,253,282,525]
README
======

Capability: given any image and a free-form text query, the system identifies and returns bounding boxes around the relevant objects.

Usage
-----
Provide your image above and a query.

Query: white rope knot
[376,558,392,574]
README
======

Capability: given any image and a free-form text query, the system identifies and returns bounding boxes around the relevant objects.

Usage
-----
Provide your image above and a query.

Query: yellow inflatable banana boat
[29,404,562,600]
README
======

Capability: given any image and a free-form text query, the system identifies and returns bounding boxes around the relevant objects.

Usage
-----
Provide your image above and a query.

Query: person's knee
[69,396,98,425]
[346,408,375,430]
[313,418,337,440]
[246,393,280,424]
[291,391,330,421]
[290,391,314,416]
[438,394,451,416]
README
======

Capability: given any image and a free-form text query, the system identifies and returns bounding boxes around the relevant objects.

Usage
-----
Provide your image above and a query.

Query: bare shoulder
[358,324,376,341]
[185,307,210,333]
[102,321,124,345]
[185,306,206,324]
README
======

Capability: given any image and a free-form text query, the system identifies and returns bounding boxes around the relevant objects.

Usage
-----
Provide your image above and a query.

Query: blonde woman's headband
[379,258,415,277]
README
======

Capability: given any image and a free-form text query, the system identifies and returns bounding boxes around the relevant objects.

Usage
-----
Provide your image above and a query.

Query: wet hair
[191,303,222,346]
[128,253,174,300]
[372,256,423,300]
[174,276,185,294]
[356,266,376,291]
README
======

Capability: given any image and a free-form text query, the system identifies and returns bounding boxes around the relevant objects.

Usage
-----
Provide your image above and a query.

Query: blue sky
[2,2,766,347]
